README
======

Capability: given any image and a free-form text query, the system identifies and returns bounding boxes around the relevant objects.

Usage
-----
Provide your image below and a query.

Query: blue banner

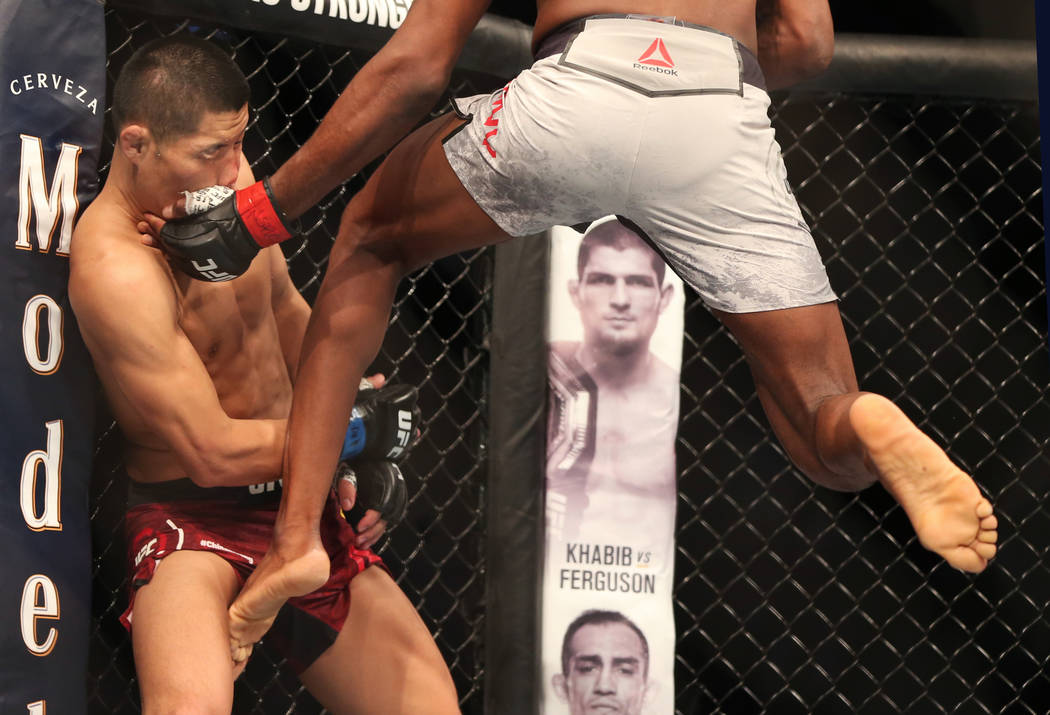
[0,1,104,712]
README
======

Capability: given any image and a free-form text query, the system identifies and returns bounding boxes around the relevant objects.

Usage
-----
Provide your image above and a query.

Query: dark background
[487,0,1037,40]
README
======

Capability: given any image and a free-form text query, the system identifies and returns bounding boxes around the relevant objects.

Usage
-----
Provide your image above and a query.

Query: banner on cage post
[1038,2,1050,341]
[0,0,104,712]
[541,218,684,715]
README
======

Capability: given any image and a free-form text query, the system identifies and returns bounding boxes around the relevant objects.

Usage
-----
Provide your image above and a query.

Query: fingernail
[341,498,353,511]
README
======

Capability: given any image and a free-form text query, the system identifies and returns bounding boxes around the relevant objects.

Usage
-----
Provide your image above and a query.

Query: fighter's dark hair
[577,220,667,285]
[111,35,249,142]
[560,609,650,678]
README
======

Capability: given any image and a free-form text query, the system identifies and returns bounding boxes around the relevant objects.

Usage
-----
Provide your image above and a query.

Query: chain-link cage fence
[89,8,509,714]
[88,9,1047,715]
[674,91,1048,712]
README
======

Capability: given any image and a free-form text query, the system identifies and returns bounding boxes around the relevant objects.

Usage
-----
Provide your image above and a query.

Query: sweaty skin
[139,0,991,659]
[73,107,295,491]
[72,105,459,713]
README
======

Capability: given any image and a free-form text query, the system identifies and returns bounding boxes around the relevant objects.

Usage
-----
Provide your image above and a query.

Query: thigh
[298,567,460,715]
[131,550,241,715]
[341,111,513,274]
[714,302,859,463]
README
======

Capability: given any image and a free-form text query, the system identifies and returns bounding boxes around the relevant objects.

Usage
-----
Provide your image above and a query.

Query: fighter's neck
[98,153,151,223]
[574,343,653,387]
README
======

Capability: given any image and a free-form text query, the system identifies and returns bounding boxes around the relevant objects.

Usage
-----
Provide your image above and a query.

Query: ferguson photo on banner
[543,218,684,714]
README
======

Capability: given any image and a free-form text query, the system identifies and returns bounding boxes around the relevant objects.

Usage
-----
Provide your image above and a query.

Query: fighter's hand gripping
[336,459,409,529]
[340,383,422,463]
[158,178,298,282]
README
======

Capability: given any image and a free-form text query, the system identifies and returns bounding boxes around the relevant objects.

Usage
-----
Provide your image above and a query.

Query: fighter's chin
[595,335,644,356]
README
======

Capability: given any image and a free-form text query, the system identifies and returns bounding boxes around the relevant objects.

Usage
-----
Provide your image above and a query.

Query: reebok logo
[634,38,679,76]
[634,37,676,67]
[638,38,674,67]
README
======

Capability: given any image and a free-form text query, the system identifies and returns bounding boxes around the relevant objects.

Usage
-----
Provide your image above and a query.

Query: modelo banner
[0,0,104,712]
[542,218,684,715]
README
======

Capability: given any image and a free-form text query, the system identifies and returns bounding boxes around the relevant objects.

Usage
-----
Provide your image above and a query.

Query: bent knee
[790,451,876,492]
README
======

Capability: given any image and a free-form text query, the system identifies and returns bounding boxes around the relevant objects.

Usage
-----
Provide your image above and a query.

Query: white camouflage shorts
[442,14,837,313]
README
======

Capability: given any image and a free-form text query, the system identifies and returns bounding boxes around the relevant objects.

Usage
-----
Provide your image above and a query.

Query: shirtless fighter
[70,37,459,713]
[548,220,679,545]
[153,0,998,660]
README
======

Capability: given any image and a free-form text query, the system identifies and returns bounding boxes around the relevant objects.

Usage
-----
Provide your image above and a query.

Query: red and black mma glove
[158,177,298,282]
[336,382,423,527]
[336,460,409,527]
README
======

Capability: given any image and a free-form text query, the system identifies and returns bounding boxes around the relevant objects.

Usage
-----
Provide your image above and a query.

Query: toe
[974,542,997,560]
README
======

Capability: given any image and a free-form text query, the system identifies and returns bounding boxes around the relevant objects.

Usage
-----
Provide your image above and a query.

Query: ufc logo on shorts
[192,258,236,282]
[134,537,158,567]
[386,409,414,459]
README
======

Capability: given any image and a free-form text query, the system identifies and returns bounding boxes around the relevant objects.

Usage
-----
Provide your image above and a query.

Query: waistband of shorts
[534,14,766,92]
[127,477,282,508]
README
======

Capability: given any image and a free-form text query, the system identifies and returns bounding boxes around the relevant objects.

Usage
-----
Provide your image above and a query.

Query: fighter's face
[559,623,648,714]
[571,245,669,357]
[136,104,248,211]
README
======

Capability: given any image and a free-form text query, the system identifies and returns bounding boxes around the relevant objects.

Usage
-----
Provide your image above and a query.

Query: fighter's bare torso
[534,0,759,52]
[71,198,291,484]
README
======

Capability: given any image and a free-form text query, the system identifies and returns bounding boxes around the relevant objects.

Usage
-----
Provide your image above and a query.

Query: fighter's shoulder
[648,354,680,391]
[70,205,175,321]
[549,341,582,362]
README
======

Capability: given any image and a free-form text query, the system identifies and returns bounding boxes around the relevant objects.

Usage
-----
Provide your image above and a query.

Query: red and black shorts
[121,477,384,673]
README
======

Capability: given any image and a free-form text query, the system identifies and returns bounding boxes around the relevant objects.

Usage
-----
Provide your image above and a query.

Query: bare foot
[228,543,330,662]
[849,394,997,573]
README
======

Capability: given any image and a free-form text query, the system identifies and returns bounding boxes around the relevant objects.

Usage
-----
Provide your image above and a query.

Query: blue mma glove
[341,382,422,463]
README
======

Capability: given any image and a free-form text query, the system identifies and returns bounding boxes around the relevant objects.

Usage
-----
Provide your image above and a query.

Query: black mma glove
[158,178,298,282]
[335,459,409,527]
[340,383,422,463]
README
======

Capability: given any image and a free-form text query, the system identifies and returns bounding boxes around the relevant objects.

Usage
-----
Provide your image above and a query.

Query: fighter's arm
[70,248,286,488]
[243,147,312,380]
[269,0,492,218]
[756,0,834,90]
[268,246,310,381]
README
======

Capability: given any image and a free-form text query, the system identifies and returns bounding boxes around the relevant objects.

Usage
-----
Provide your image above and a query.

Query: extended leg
[716,302,997,572]
[228,111,512,655]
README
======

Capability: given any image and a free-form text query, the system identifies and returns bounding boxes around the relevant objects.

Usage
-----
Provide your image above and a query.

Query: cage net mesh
[91,9,498,713]
[91,8,1048,715]
[673,94,1048,713]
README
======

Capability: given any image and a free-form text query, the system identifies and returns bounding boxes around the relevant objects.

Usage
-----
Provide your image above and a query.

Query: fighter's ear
[568,278,581,308]
[657,280,673,312]
[640,676,657,708]
[118,124,152,163]
[552,673,569,702]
